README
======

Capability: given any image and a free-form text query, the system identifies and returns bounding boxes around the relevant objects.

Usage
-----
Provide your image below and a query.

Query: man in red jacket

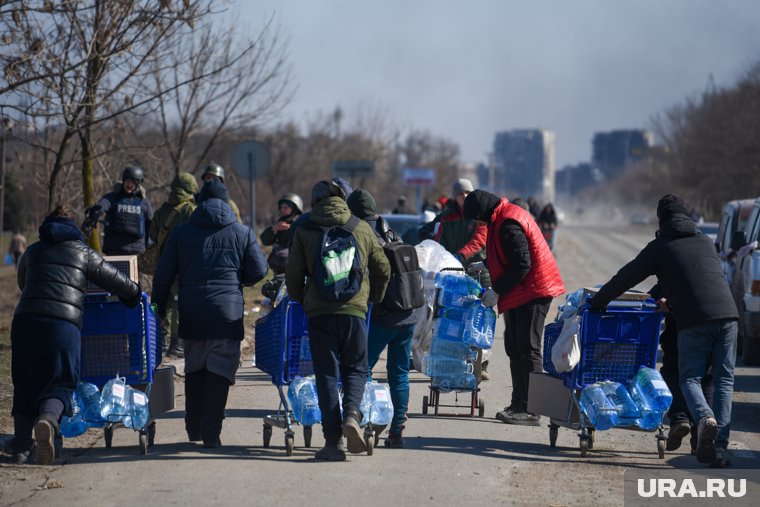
[464,190,565,425]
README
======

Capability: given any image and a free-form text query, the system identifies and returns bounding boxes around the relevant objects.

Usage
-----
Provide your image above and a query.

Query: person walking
[10,205,141,465]
[347,188,423,448]
[538,202,559,252]
[8,229,27,268]
[151,179,268,448]
[260,193,303,275]
[148,172,198,358]
[588,194,738,468]
[286,180,390,461]
[94,166,153,256]
[463,190,565,426]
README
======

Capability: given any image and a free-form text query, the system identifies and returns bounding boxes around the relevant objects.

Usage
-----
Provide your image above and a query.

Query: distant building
[492,129,555,203]
[592,130,654,179]
[555,163,604,197]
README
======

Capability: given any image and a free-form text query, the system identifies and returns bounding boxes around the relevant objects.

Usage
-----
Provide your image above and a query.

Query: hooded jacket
[286,196,391,319]
[15,216,141,328]
[590,213,738,331]
[149,172,198,253]
[151,193,268,341]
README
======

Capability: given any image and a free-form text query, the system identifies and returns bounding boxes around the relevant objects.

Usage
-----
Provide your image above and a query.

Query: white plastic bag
[551,314,581,373]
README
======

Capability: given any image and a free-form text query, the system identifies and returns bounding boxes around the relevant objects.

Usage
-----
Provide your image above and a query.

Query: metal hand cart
[421,267,485,418]
[80,292,163,455]
[541,301,667,458]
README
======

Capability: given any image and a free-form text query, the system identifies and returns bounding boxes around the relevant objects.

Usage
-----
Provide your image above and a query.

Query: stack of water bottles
[60,381,107,437]
[287,376,322,426]
[359,381,394,427]
[423,272,495,391]
[578,366,673,431]
[99,376,150,430]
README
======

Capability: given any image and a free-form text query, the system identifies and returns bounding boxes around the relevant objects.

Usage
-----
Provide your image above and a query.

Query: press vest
[486,198,565,312]
[106,194,145,239]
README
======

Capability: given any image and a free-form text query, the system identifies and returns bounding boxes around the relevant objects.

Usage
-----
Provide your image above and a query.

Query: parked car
[731,197,760,364]
[380,213,430,245]
[716,199,755,284]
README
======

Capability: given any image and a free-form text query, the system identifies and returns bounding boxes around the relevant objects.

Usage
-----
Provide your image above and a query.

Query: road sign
[232,140,270,179]
[403,167,435,186]
[332,160,374,178]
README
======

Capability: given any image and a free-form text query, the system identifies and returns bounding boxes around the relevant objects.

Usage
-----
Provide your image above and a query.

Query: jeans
[367,323,414,434]
[678,319,737,449]
[504,297,552,410]
[308,314,368,444]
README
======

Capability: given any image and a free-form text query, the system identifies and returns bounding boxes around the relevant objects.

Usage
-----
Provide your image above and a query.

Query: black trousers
[308,314,368,444]
[184,368,231,441]
[659,314,713,425]
[504,297,552,410]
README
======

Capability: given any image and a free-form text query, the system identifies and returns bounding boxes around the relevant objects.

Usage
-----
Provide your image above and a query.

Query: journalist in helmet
[94,166,154,255]
[200,163,242,222]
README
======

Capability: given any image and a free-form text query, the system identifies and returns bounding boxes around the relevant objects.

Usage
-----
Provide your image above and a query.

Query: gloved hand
[120,284,142,309]
[467,261,487,274]
[481,288,499,307]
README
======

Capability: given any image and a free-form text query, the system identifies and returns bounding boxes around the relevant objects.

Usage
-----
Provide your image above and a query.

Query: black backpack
[305,216,364,303]
[374,217,425,312]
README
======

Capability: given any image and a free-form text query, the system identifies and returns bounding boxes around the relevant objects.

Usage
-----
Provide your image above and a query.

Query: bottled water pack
[435,273,483,308]
[462,300,496,349]
[632,366,673,412]
[60,392,87,438]
[580,375,669,431]
[360,381,394,426]
[287,376,321,426]
[99,376,151,429]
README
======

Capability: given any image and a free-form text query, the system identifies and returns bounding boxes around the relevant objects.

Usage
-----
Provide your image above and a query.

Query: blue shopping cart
[542,300,667,457]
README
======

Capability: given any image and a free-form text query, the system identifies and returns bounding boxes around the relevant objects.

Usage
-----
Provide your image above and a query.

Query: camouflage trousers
[161,280,180,351]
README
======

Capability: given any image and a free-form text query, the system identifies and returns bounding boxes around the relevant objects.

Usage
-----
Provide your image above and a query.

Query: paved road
[2,222,758,506]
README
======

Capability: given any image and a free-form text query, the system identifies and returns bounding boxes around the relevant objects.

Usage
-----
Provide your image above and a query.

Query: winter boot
[315,439,346,461]
[342,409,366,454]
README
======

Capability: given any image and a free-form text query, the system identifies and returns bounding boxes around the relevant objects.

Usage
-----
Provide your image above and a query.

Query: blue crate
[80,292,159,387]
[255,301,313,385]
[563,304,663,390]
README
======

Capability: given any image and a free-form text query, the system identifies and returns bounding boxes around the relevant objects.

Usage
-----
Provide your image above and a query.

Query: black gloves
[120,284,143,309]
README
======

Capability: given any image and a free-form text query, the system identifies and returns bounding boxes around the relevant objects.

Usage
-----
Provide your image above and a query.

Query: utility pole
[0,113,13,257]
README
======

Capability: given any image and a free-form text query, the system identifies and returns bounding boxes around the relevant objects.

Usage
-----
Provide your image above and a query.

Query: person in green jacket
[150,172,198,358]
[286,179,390,461]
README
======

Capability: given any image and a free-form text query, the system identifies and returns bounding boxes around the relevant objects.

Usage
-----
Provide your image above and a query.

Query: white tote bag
[551,314,581,373]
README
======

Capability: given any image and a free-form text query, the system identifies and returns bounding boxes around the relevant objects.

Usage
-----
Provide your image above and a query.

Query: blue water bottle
[100,377,132,427]
[628,381,663,430]
[462,301,496,349]
[579,383,619,430]
[60,392,87,437]
[128,388,150,430]
[434,273,483,308]
[633,367,673,412]
[432,372,477,391]
[77,382,105,428]
[360,382,394,426]
[599,381,640,424]
[288,376,321,426]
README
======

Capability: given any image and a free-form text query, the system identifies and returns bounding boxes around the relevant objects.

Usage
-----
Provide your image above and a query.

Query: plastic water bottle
[628,381,663,430]
[434,273,483,308]
[288,376,321,426]
[462,301,496,349]
[77,382,105,428]
[599,381,640,423]
[360,382,394,426]
[100,377,132,427]
[60,392,87,437]
[128,388,150,430]
[632,366,673,412]
[432,372,477,391]
[422,354,469,377]
[579,383,619,430]
[299,336,312,362]
[439,307,467,321]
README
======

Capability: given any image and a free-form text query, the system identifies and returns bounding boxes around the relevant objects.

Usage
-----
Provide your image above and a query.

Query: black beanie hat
[198,178,230,203]
[346,188,377,218]
[463,190,501,223]
[656,193,688,225]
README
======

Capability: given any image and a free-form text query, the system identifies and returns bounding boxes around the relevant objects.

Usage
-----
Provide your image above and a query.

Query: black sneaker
[498,411,541,426]
[495,405,520,423]
[384,433,404,448]
[315,441,347,461]
[711,447,732,468]
[342,410,366,454]
[203,438,222,449]
[666,421,692,451]
[696,416,718,464]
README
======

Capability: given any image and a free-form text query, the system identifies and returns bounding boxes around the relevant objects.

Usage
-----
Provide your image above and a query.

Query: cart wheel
[139,432,148,455]
[588,429,595,450]
[285,435,294,456]
[478,398,485,418]
[422,395,429,415]
[549,425,559,448]
[147,423,156,447]
[263,424,272,448]
[580,438,589,457]
[104,426,113,449]
[657,438,666,459]
[303,426,312,448]
[366,434,374,456]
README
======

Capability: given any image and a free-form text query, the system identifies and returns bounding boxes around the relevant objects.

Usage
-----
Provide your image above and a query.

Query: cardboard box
[88,255,139,293]
[527,372,579,423]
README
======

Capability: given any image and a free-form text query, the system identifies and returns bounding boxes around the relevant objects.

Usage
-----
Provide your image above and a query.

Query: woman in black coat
[11,205,141,465]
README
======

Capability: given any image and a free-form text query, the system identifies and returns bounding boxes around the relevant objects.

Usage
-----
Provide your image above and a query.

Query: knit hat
[656,193,688,226]
[197,178,230,203]
[452,178,475,196]
[346,189,377,219]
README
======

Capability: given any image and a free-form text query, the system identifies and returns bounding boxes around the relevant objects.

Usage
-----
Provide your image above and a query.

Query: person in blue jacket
[152,179,268,448]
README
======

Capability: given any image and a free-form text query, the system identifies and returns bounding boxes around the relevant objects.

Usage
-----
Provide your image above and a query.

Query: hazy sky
[238,0,760,167]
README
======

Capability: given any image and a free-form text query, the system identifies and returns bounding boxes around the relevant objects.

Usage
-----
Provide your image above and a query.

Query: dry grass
[0,266,20,434]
